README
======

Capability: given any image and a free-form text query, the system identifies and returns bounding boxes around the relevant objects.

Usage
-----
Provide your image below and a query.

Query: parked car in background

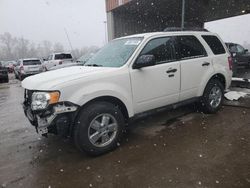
[43,52,73,71]
[226,42,250,68]
[17,58,43,80]
[76,53,95,64]
[22,31,232,156]
[14,60,21,79]
[48,53,94,71]
[2,61,15,73]
[0,62,9,83]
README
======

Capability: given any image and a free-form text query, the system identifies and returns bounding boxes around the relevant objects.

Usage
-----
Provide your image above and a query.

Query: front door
[130,36,180,114]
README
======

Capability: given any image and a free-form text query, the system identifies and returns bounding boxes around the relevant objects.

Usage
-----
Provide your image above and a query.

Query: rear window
[202,35,226,55]
[23,60,41,65]
[177,35,207,60]
[55,53,72,60]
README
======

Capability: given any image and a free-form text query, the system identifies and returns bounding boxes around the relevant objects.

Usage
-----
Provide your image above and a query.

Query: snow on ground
[224,91,248,101]
[232,77,250,82]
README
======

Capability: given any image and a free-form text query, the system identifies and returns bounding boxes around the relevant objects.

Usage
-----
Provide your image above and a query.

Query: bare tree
[53,42,64,53]
[42,40,52,57]
[0,33,100,61]
[14,37,30,59]
[0,32,16,60]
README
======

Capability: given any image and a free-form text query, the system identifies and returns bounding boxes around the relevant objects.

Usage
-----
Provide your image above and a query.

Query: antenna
[64,28,74,52]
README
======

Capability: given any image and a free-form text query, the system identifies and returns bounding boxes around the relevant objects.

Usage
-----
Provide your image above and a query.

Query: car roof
[119,31,216,40]
[21,58,41,61]
[53,52,71,55]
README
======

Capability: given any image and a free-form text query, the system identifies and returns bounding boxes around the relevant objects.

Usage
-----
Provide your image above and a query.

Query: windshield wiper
[85,64,103,67]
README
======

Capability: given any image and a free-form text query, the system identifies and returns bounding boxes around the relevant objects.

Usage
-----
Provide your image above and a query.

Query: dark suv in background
[226,42,250,68]
[0,62,9,83]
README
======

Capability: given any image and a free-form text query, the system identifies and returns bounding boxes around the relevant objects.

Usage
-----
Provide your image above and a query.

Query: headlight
[31,91,60,111]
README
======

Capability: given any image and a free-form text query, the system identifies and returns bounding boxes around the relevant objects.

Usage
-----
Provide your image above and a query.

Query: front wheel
[200,79,224,114]
[74,101,125,156]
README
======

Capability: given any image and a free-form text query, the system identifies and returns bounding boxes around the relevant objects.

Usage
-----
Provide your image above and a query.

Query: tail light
[228,56,233,70]
[20,65,25,74]
[59,61,63,65]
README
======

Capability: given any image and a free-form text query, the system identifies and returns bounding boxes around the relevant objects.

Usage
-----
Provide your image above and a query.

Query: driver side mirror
[133,55,156,69]
[245,49,248,53]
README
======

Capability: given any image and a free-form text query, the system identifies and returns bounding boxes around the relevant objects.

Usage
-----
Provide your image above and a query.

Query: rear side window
[23,60,41,65]
[202,35,226,55]
[55,54,72,60]
[177,36,207,60]
[140,37,176,64]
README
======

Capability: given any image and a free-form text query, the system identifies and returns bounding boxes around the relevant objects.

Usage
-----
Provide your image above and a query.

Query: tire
[74,101,125,156]
[200,79,224,114]
[19,75,24,81]
[4,77,9,83]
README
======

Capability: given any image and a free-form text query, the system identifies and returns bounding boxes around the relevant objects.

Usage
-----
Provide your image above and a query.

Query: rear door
[130,36,181,114]
[23,60,42,73]
[176,35,214,101]
[44,55,54,70]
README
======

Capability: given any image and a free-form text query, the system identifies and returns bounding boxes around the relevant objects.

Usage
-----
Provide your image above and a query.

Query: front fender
[63,82,134,117]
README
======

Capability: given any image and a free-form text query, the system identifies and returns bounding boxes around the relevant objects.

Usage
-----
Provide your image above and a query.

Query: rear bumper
[0,73,8,81]
[21,72,42,76]
[23,102,79,136]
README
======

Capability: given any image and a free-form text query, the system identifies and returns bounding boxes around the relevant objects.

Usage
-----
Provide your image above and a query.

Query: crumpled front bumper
[23,102,79,136]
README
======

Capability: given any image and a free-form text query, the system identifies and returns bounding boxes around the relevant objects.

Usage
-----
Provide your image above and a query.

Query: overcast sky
[0,0,250,50]
[0,0,106,49]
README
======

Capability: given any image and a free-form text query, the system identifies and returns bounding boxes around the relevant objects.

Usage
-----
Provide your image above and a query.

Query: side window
[202,35,226,55]
[229,44,237,52]
[236,45,245,53]
[177,36,207,60]
[48,55,52,60]
[140,37,176,64]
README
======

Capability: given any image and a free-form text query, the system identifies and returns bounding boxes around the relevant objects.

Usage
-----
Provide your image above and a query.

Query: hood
[22,66,112,90]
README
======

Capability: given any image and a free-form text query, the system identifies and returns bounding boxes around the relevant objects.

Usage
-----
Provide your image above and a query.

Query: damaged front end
[23,89,79,137]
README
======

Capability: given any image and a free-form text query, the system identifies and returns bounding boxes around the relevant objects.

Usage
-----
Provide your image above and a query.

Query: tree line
[0,32,99,61]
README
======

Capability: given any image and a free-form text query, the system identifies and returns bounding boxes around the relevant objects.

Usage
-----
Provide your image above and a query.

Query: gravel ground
[0,75,250,188]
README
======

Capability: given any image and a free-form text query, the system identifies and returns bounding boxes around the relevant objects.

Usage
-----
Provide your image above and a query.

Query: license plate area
[37,127,48,135]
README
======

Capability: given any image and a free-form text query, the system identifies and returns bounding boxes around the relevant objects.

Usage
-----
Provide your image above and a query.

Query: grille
[24,89,33,106]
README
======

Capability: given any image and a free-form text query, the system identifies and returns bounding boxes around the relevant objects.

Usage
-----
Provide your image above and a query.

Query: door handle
[168,74,174,78]
[202,62,210,66]
[166,68,177,73]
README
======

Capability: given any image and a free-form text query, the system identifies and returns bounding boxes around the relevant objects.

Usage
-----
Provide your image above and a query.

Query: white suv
[22,31,232,155]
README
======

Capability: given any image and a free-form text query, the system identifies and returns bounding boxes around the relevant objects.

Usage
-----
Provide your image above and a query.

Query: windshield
[55,53,72,60]
[85,37,143,67]
[23,60,41,65]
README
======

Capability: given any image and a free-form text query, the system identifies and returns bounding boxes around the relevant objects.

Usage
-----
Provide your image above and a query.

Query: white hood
[21,66,112,90]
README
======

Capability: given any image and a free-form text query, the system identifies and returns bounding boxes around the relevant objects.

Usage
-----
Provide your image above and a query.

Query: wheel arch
[77,96,130,122]
[210,73,226,89]
[199,73,226,96]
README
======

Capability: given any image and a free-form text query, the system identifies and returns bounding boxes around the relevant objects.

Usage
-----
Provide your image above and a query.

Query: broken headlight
[31,91,60,111]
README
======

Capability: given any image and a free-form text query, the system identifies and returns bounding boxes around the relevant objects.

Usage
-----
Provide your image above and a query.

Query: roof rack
[164,27,209,32]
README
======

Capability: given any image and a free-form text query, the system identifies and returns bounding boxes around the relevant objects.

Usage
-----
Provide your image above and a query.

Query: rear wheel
[19,74,24,81]
[200,79,224,114]
[74,101,125,156]
[4,77,9,83]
